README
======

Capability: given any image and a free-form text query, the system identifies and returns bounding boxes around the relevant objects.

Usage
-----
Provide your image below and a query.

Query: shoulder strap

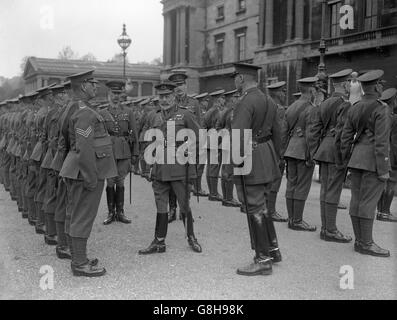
[321,96,345,136]
[288,101,311,135]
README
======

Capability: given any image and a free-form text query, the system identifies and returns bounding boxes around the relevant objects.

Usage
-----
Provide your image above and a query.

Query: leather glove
[305,159,315,168]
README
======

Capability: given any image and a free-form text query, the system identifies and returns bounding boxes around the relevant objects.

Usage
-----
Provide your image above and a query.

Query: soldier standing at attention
[341,70,390,258]
[218,89,240,208]
[203,89,226,202]
[266,81,289,223]
[281,77,318,232]
[231,63,282,276]
[101,81,139,226]
[60,70,118,277]
[376,87,397,223]
[139,81,202,255]
[308,69,354,243]
[30,86,55,235]
[191,92,209,198]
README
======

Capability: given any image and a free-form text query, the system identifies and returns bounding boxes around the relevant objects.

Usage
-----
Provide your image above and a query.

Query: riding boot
[263,211,282,263]
[291,199,316,232]
[286,198,294,228]
[359,218,390,257]
[139,213,168,254]
[115,186,131,224]
[103,187,116,225]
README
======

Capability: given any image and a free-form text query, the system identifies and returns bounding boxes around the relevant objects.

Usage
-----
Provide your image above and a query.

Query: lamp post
[117,23,132,79]
[317,0,328,97]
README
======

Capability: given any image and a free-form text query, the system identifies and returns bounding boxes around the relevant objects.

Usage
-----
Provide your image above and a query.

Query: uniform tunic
[60,101,117,238]
[281,96,316,201]
[149,106,200,215]
[231,87,281,215]
[100,103,139,179]
[341,93,390,219]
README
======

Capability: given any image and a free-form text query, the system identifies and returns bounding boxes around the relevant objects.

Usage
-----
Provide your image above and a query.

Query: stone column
[295,0,304,41]
[164,12,172,67]
[258,0,265,46]
[286,0,294,41]
[138,81,143,97]
[180,6,186,65]
[264,0,274,48]
[175,8,180,64]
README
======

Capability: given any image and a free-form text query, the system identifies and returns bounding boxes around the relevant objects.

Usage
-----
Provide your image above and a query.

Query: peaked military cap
[210,88,225,97]
[36,84,56,98]
[155,82,177,95]
[293,92,302,97]
[329,69,353,81]
[106,80,125,93]
[267,81,286,90]
[51,84,66,95]
[62,80,72,89]
[133,98,145,104]
[140,98,151,105]
[66,69,98,84]
[188,93,198,98]
[225,89,238,96]
[195,92,209,100]
[380,88,397,102]
[169,71,188,85]
[231,63,261,78]
[357,69,384,84]
[298,76,319,86]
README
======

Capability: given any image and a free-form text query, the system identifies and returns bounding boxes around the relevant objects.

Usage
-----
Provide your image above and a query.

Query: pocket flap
[95,145,113,158]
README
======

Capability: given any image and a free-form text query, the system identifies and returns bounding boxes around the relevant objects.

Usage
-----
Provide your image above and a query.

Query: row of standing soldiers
[0,65,395,278]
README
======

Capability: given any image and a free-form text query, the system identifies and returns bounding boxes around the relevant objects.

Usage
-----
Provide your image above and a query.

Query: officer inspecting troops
[266,81,289,223]
[100,80,139,226]
[340,70,390,258]
[281,76,318,232]
[231,63,282,276]
[308,69,354,243]
[60,69,118,276]
[139,80,202,255]
[376,87,397,223]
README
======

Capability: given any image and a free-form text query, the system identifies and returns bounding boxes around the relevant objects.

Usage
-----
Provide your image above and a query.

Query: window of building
[216,5,225,21]
[330,1,342,38]
[215,34,225,65]
[364,0,378,30]
[381,0,397,27]
[235,29,246,61]
[142,83,153,97]
[237,0,246,13]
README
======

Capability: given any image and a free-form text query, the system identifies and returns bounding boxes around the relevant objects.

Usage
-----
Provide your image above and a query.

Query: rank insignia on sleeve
[76,126,93,138]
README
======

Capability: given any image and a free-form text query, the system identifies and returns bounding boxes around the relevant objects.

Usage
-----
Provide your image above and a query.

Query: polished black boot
[237,213,272,276]
[168,208,177,223]
[291,200,316,232]
[195,175,209,197]
[139,213,168,255]
[377,189,397,222]
[115,186,131,224]
[359,218,390,257]
[286,198,294,229]
[208,177,222,202]
[56,245,72,259]
[103,187,116,225]
[264,213,282,263]
[44,235,58,246]
[222,180,240,207]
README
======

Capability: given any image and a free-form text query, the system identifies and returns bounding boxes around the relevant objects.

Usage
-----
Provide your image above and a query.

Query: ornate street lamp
[317,0,328,97]
[117,24,132,79]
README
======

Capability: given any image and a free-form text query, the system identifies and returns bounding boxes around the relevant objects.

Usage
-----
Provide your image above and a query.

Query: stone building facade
[23,57,161,98]
[162,0,397,104]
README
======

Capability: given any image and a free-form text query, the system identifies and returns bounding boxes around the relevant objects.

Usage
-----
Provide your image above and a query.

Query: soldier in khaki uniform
[192,92,210,198]
[139,80,202,254]
[266,81,289,222]
[218,89,240,208]
[30,85,56,235]
[101,81,139,225]
[231,63,282,276]
[203,89,226,202]
[41,84,69,245]
[138,98,155,180]
[281,77,318,232]
[376,87,397,223]
[60,70,118,277]
[341,70,390,258]
[308,69,354,243]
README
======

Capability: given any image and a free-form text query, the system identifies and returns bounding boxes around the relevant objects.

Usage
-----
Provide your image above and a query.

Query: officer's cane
[240,172,255,250]
[129,171,132,204]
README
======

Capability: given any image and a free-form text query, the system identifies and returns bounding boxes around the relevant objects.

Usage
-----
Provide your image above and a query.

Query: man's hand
[84,180,97,191]
[378,173,390,182]
[305,159,315,168]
